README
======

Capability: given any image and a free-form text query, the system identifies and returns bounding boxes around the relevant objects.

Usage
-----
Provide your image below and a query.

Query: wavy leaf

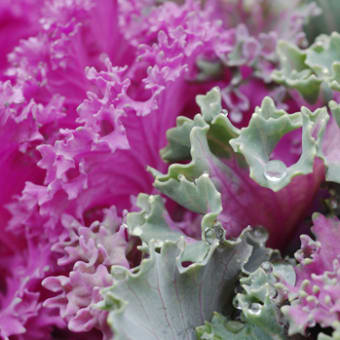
[152,87,327,246]
[196,259,294,340]
[127,194,185,243]
[233,262,294,339]
[230,97,328,192]
[159,87,328,193]
[100,227,273,340]
[196,312,277,340]
[160,116,196,162]
[273,32,340,102]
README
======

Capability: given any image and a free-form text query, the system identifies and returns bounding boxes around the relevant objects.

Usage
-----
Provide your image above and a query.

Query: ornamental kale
[1,1,340,340]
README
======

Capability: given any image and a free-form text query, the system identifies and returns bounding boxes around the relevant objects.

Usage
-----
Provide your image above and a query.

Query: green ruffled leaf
[272,41,322,103]
[196,261,295,340]
[306,33,340,91]
[126,192,212,263]
[196,312,274,340]
[273,32,340,102]
[100,227,272,340]
[150,87,332,247]
[155,87,328,197]
[160,116,196,162]
[234,262,295,339]
[153,120,228,229]
[160,87,239,164]
[230,97,328,191]
[149,171,223,231]
[127,194,184,243]
[196,85,223,123]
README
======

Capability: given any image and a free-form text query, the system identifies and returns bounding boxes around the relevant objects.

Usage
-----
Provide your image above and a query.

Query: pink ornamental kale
[0,238,64,340]
[0,0,44,73]
[282,213,340,336]
[0,0,324,339]
[42,207,128,339]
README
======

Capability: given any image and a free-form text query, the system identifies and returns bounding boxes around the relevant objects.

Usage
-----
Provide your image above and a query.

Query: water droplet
[250,227,267,242]
[213,223,225,241]
[248,303,262,315]
[264,160,287,182]
[232,296,243,310]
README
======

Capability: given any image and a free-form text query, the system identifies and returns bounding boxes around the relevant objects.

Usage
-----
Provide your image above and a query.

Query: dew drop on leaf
[264,160,287,182]
[248,302,262,315]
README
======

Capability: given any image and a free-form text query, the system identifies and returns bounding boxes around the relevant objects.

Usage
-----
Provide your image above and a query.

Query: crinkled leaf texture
[42,207,128,339]
[273,31,340,103]
[100,226,274,340]
[127,193,203,244]
[152,87,327,246]
[197,258,295,340]
[0,0,329,338]
[0,0,246,336]
[196,312,279,340]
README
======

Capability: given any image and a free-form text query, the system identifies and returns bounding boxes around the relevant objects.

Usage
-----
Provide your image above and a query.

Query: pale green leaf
[196,261,294,340]
[155,88,328,200]
[160,116,196,162]
[230,97,328,191]
[100,227,269,340]
[126,194,184,243]
[196,312,274,340]
[273,32,340,102]
[272,41,321,103]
